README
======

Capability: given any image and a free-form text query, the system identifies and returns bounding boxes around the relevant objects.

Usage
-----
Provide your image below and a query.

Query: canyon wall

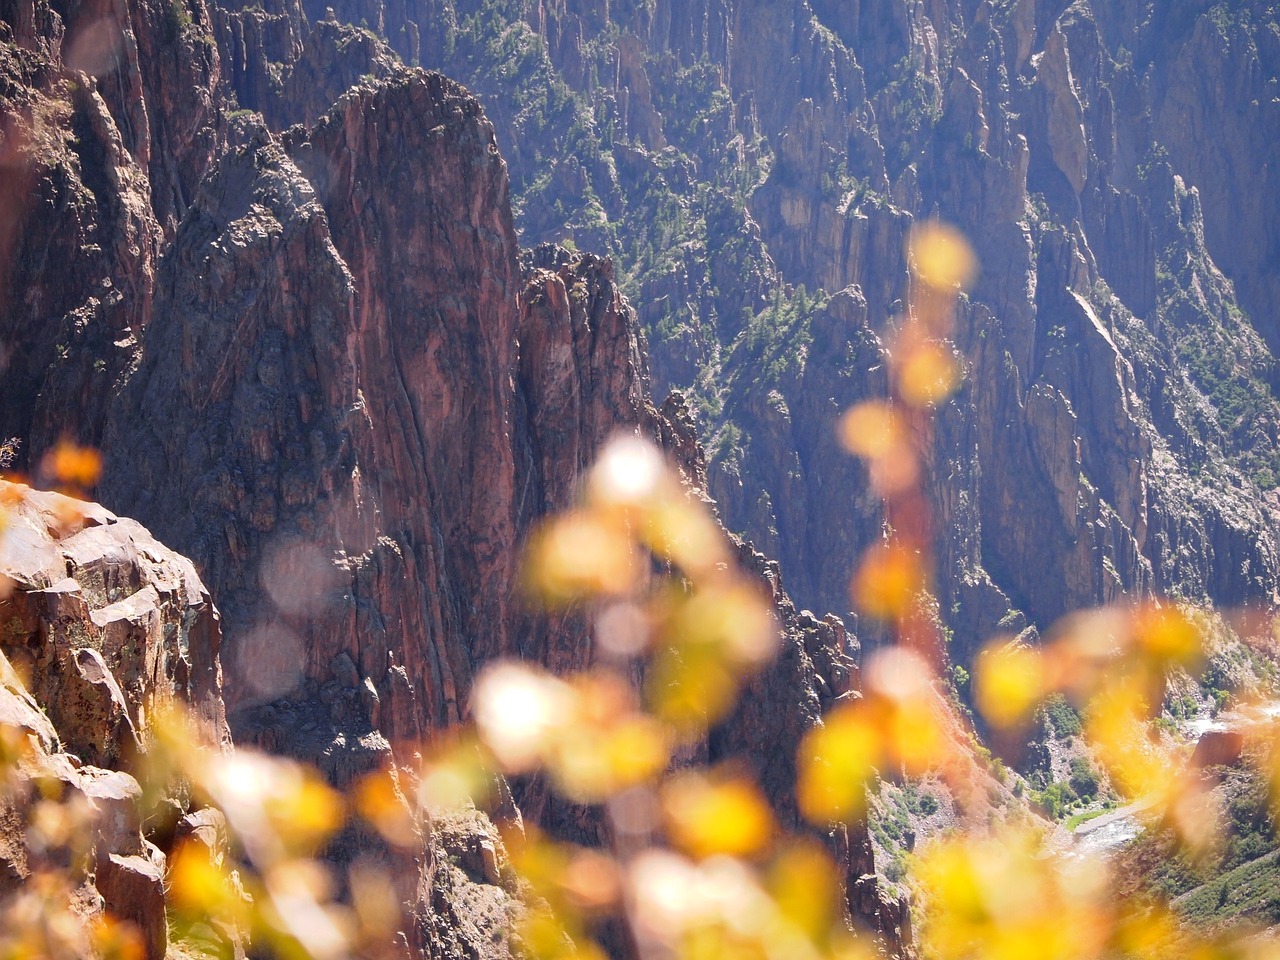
[5,0,1280,953]
[293,0,1280,658]
[0,3,907,948]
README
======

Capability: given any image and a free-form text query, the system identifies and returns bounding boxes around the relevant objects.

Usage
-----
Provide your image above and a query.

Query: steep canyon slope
[1,3,917,950]
[253,0,1280,660]
[8,0,1279,715]
[5,0,1280,949]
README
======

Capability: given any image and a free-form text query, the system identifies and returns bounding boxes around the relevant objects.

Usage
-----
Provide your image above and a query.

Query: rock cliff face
[1,3,901,943]
[0,486,229,763]
[98,70,658,757]
[88,64,898,939]
[0,483,231,959]
[0,0,221,457]
[315,0,1280,658]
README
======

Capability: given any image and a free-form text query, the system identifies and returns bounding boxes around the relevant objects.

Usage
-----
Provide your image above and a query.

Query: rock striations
[303,0,1280,657]
[98,69,661,761]
[1,1,902,950]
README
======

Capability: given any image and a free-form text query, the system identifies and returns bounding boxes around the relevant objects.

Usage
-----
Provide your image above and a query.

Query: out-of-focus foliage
[4,228,1280,959]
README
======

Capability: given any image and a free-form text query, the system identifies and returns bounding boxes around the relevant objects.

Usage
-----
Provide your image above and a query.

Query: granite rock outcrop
[0,483,231,959]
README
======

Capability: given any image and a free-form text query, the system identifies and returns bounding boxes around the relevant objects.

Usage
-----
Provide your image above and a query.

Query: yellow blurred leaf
[914,828,1113,960]
[884,695,951,776]
[524,512,640,604]
[597,716,669,789]
[897,341,963,408]
[545,673,669,800]
[89,915,145,960]
[1084,676,1165,800]
[473,661,572,774]
[1130,603,1203,670]
[200,751,345,859]
[517,906,606,960]
[354,769,417,847]
[1109,902,1185,960]
[418,744,494,812]
[851,543,923,622]
[168,840,248,920]
[662,772,774,860]
[767,840,842,942]
[797,701,879,824]
[661,582,779,667]
[974,642,1046,730]
[646,645,737,735]
[265,774,344,853]
[642,499,731,578]
[838,401,906,461]
[43,441,102,488]
[861,647,953,775]
[910,222,978,292]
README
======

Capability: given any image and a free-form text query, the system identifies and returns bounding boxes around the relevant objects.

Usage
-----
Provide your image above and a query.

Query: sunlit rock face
[0,483,231,960]
[81,57,900,949]
[0,483,230,763]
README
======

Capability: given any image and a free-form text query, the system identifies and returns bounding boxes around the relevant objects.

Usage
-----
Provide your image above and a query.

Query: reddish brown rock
[96,847,168,960]
[0,0,224,460]
[69,62,898,945]
[0,646,167,957]
[272,19,399,129]
[0,483,234,957]
[1192,729,1246,770]
[99,70,666,760]
[212,0,306,119]
[0,484,230,763]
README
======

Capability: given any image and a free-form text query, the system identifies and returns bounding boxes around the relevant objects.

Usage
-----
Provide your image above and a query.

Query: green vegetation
[736,285,821,383]
[165,0,192,38]
[1034,781,1077,820]
[1148,174,1280,490]
[1065,808,1108,831]
[1128,766,1280,930]
[875,53,943,177]
[1068,757,1100,801]
[871,782,943,886]
[1177,852,1280,928]
[1041,693,1082,740]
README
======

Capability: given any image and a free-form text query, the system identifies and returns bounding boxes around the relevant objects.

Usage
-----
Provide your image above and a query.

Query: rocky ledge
[0,483,232,959]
